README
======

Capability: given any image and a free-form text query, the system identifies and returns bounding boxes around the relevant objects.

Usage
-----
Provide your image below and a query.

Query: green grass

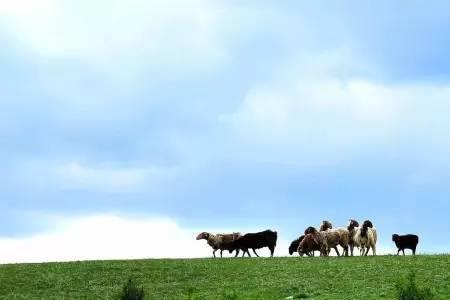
[0,255,449,299]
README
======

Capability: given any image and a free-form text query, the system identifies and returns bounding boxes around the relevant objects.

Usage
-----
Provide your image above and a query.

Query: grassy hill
[0,255,449,299]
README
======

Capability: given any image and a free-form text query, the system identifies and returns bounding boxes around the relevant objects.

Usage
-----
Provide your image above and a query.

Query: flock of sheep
[197,219,420,258]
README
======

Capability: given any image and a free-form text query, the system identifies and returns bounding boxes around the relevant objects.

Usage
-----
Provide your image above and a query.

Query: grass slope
[0,255,449,299]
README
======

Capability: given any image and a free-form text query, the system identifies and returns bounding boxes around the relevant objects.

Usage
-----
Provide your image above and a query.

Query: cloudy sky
[1,0,450,262]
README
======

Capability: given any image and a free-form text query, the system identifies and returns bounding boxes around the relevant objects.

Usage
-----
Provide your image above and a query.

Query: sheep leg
[213,249,217,258]
[364,246,370,256]
[269,246,275,257]
[234,249,240,258]
[334,247,340,257]
[220,249,223,258]
[397,248,401,255]
[412,247,416,255]
[402,249,405,256]
[372,245,376,256]
[252,249,260,257]
[247,250,251,257]
[341,245,348,257]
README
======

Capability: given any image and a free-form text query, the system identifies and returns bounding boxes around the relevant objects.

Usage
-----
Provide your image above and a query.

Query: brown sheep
[320,220,350,256]
[299,226,341,256]
[320,229,342,256]
[297,232,323,256]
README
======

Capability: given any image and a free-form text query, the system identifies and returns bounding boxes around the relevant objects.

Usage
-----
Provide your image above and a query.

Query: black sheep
[392,234,419,255]
[234,230,277,257]
[289,235,305,255]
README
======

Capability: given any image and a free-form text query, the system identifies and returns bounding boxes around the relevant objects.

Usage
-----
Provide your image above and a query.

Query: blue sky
[1,1,450,261]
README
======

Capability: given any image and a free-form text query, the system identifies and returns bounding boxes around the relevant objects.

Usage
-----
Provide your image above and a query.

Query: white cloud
[56,162,151,190]
[0,0,280,118]
[0,0,54,14]
[221,63,450,166]
[0,215,207,263]
[1,0,268,76]
[225,79,399,140]
[0,214,291,263]
[16,160,178,192]
[3,0,217,59]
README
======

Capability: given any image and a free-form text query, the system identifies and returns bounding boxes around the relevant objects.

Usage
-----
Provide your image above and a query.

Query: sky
[1,0,450,263]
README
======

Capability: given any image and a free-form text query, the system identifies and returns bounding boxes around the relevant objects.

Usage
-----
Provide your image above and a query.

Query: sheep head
[196,232,210,240]
[232,232,242,240]
[289,240,298,255]
[392,234,400,242]
[289,236,304,255]
[297,239,307,256]
[320,220,333,231]
[362,220,374,228]
[304,226,317,235]
[347,219,359,230]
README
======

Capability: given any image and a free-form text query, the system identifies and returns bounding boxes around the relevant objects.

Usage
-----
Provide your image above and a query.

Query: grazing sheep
[233,230,278,257]
[297,232,323,257]
[347,219,360,256]
[299,227,341,256]
[289,236,305,255]
[320,221,350,256]
[354,220,377,256]
[392,234,419,255]
[196,232,241,258]
[302,226,325,256]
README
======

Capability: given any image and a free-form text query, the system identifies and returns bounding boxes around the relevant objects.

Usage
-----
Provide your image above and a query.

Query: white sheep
[352,220,377,256]
[196,232,242,258]
[347,219,360,256]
